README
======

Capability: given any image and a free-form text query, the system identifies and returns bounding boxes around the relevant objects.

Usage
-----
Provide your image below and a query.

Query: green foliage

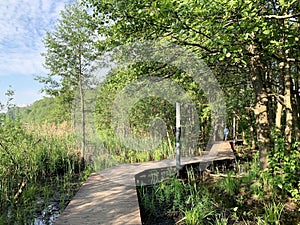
[218,172,241,196]
[184,201,215,225]
[85,0,300,168]
[8,97,67,124]
[0,114,89,223]
[37,2,100,120]
[0,86,16,115]
[138,169,230,224]
[94,63,212,161]
[265,133,300,200]
[259,201,285,225]
[215,215,229,225]
[139,155,300,224]
[97,132,174,164]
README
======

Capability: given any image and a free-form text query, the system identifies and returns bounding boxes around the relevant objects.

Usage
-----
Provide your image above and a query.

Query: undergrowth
[0,115,92,224]
[137,142,300,225]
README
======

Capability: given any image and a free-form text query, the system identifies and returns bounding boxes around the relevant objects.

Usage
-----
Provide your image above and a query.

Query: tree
[85,0,300,168]
[37,2,100,157]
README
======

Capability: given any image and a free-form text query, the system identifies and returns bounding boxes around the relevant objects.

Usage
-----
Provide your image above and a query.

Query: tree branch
[14,179,27,201]
[268,93,285,106]
[173,11,213,40]
[287,58,300,62]
[263,13,300,20]
[171,35,220,54]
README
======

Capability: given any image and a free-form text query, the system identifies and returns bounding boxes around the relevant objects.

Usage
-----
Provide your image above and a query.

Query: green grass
[138,157,300,225]
[0,116,91,224]
[92,131,175,170]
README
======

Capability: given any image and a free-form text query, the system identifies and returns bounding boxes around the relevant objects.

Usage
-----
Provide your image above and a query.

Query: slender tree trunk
[292,63,300,143]
[266,68,275,127]
[79,76,85,158]
[78,44,85,158]
[274,100,283,152]
[283,63,293,151]
[281,18,293,150]
[236,117,239,139]
[249,125,257,149]
[245,113,257,149]
[275,101,283,133]
[276,67,285,134]
[292,96,300,142]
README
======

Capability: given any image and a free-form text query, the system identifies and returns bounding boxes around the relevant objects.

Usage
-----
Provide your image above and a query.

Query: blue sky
[0,0,74,107]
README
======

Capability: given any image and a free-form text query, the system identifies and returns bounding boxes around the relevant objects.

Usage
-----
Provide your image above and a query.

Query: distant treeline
[7,97,68,124]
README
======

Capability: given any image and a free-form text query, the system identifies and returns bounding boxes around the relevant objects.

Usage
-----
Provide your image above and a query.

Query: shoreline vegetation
[1,109,299,224]
[137,148,300,225]
[0,117,92,224]
[1,0,300,223]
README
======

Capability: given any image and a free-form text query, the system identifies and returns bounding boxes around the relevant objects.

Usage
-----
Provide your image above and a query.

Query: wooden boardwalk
[54,141,235,225]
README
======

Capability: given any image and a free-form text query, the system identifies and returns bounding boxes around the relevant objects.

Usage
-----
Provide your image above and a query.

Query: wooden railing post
[233,117,236,144]
[176,102,181,171]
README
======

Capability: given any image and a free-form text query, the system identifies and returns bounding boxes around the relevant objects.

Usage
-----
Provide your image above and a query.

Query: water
[5,201,61,225]
[33,201,61,225]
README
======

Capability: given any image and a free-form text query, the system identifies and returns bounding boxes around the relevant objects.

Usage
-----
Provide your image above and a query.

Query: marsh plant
[92,131,175,170]
[0,115,91,224]
[138,154,299,225]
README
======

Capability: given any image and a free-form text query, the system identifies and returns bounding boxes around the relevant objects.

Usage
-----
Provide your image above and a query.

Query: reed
[96,131,175,165]
[0,115,90,224]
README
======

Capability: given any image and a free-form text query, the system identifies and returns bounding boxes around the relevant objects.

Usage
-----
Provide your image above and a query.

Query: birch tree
[37,2,99,157]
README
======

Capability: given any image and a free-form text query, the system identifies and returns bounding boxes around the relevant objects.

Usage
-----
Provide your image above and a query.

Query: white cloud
[0,0,73,77]
[0,51,45,76]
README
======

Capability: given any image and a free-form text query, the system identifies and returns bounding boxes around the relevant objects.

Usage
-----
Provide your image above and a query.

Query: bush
[266,133,300,201]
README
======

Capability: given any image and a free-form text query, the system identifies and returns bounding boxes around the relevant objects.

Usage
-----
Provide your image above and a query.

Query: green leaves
[263,29,271,35]
[279,0,285,6]
[84,0,300,168]
[38,2,100,118]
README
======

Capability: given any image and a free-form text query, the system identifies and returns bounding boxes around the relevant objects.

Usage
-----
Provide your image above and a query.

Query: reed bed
[137,156,299,225]
[0,115,90,224]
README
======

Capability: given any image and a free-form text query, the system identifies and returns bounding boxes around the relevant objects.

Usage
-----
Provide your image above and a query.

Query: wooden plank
[55,173,141,225]
[55,141,235,225]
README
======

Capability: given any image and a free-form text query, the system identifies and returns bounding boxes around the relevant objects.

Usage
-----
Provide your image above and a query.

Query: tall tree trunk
[292,63,300,143]
[275,67,285,134]
[79,76,85,158]
[292,96,300,142]
[249,46,270,169]
[79,44,85,158]
[281,18,293,150]
[275,101,283,133]
[254,93,270,169]
[283,63,293,151]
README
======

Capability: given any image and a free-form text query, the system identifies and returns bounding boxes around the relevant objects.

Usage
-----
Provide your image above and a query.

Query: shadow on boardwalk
[55,141,235,225]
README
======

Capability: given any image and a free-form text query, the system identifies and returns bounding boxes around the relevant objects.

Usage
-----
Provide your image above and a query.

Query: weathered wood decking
[54,141,235,225]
